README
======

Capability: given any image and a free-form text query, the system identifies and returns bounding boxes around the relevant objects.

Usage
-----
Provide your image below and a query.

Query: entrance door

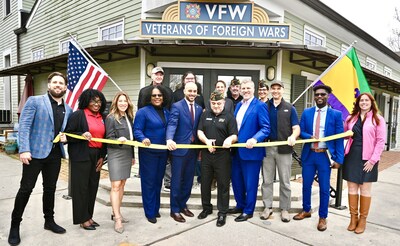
[163,68,260,101]
[390,98,399,149]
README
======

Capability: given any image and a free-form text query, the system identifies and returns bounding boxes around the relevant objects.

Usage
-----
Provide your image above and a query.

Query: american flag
[66,41,108,111]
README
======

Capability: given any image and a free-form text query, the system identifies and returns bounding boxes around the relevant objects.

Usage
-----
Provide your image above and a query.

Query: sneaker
[164,186,170,192]
[260,208,273,220]
[281,210,290,223]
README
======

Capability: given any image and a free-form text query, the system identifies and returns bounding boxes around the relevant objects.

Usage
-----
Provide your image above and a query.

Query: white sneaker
[281,210,290,222]
[260,208,273,220]
[163,186,170,192]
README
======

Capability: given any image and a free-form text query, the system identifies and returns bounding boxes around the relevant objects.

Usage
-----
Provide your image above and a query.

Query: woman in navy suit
[134,85,170,224]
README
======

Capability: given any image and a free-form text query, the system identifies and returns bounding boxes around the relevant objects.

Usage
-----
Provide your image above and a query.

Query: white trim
[157,62,266,78]
[26,0,42,28]
[276,50,283,81]
[300,71,319,81]
[340,44,349,54]
[140,48,146,89]
[98,19,125,41]
[59,36,75,54]
[3,0,11,17]
[31,47,44,61]
[304,25,326,47]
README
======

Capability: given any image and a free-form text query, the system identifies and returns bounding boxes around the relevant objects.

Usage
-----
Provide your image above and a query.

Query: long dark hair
[78,89,107,113]
[347,93,380,125]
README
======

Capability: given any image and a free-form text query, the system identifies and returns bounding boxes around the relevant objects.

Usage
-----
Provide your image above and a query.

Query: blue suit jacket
[300,106,344,164]
[18,94,72,158]
[166,99,202,156]
[234,98,270,161]
[134,105,169,153]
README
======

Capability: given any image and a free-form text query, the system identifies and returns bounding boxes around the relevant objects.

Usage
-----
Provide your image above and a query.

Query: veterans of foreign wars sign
[140,1,291,42]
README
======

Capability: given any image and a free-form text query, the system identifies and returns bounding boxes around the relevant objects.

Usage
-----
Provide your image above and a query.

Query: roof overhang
[1,39,399,93]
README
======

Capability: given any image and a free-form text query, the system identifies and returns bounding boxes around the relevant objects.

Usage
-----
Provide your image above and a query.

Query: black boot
[8,223,21,246]
[44,219,66,234]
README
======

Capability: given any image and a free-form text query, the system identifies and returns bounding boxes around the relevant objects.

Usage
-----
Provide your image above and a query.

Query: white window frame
[384,66,392,78]
[59,36,75,54]
[98,19,124,41]
[31,47,44,61]
[3,0,11,17]
[304,25,326,47]
[366,57,377,71]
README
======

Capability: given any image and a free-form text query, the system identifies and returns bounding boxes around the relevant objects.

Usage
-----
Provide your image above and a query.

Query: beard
[49,89,66,98]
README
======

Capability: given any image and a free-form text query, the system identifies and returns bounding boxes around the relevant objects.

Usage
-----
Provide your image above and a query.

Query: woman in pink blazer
[343,93,386,234]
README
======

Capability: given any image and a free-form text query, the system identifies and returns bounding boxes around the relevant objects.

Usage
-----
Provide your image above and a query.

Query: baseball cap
[270,80,284,88]
[152,66,164,74]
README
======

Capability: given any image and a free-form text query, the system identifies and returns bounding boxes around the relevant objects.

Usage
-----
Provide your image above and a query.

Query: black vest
[269,99,294,154]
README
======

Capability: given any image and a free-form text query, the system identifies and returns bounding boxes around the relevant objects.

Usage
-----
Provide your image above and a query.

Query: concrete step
[96,177,321,213]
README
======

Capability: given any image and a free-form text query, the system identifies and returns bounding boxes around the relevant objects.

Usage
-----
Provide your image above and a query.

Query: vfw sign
[140,0,291,41]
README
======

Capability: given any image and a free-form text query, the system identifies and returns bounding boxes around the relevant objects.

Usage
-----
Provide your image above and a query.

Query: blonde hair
[108,91,134,123]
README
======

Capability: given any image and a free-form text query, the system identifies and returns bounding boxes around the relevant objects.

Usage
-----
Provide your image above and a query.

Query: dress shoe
[111,214,129,223]
[80,223,96,230]
[198,210,212,219]
[216,215,226,227]
[317,218,327,231]
[181,208,194,217]
[90,220,100,227]
[293,211,312,220]
[260,208,273,220]
[147,217,157,224]
[113,217,124,234]
[44,221,66,234]
[234,213,253,222]
[227,207,243,214]
[8,225,20,246]
[281,210,290,223]
[170,213,186,223]
[156,213,161,218]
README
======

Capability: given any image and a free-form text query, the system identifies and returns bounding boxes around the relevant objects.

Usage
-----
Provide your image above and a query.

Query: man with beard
[293,84,343,232]
[8,72,72,245]
[227,79,243,110]
[197,91,238,227]
[228,79,270,222]
[166,82,202,223]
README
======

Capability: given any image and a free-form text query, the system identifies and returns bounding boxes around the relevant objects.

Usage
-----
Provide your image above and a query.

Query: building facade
[1,0,400,174]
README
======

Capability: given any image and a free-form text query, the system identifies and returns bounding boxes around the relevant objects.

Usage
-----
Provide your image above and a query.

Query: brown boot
[355,196,371,234]
[347,194,359,231]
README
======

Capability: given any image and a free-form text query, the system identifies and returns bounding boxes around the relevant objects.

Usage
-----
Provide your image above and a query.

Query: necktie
[190,103,194,125]
[313,109,321,149]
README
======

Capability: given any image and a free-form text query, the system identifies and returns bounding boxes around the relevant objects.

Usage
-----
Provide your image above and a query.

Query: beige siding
[19,0,142,63]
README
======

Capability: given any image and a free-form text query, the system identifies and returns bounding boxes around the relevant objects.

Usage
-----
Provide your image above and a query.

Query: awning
[1,39,399,93]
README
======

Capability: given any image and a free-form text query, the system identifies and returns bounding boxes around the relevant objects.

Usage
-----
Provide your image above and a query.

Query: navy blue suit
[166,99,202,213]
[232,98,270,215]
[134,105,169,219]
[300,106,344,218]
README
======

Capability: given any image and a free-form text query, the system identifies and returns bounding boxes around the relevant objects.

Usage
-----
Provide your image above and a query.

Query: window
[366,57,377,71]
[59,37,75,54]
[4,0,11,16]
[99,20,124,41]
[304,26,325,47]
[32,48,44,61]
[384,66,392,78]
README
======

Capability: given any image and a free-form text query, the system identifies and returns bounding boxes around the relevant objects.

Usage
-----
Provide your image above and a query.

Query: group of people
[8,67,386,245]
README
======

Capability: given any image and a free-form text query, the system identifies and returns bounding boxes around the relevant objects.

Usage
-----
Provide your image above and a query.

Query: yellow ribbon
[53,130,353,150]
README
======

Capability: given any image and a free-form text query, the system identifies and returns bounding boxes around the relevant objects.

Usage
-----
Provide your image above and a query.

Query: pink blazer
[344,111,386,165]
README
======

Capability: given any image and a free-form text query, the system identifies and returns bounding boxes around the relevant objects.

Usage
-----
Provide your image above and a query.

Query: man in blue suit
[166,82,202,223]
[293,84,344,232]
[228,79,270,222]
[8,72,72,245]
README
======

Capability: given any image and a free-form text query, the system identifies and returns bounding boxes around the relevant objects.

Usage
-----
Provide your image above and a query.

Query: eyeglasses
[151,94,163,98]
[314,93,327,97]
[89,99,102,105]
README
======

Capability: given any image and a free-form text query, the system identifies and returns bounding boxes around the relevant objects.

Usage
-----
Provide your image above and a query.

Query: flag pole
[291,41,357,105]
[67,32,123,92]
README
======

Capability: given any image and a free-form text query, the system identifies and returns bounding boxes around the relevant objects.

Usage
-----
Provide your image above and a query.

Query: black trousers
[71,148,101,224]
[200,150,231,216]
[11,148,62,225]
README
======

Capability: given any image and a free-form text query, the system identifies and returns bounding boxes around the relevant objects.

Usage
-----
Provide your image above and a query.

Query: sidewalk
[0,151,399,245]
